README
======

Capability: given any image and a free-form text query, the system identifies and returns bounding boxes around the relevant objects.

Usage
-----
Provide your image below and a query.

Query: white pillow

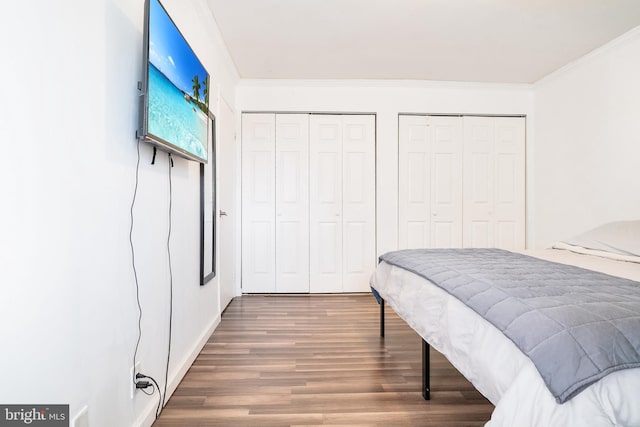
[552,220,640,263]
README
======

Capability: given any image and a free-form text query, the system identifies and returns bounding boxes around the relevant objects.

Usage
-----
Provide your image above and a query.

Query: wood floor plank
[154,295,493,426]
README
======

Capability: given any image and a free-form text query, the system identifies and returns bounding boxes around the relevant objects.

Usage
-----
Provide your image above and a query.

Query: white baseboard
[134,313,222,427]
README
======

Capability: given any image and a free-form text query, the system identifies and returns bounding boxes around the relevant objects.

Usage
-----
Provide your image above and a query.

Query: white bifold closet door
[241,113,310,293]
[463,116,525,249]
[398,115,463,249]
[309,115,376,293]
[399,114,525,251]
[275,114,310,292]
[241,114,275,293]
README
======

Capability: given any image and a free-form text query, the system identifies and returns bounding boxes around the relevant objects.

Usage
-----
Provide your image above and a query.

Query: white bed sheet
[370,249,640,427]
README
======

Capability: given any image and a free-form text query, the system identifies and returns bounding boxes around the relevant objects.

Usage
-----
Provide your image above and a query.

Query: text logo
[0,406,68,427]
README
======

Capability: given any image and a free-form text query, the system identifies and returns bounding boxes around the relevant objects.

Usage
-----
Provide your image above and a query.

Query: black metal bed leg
[380,297,385,337]
[422,339,431,400]
[378,296,429,400]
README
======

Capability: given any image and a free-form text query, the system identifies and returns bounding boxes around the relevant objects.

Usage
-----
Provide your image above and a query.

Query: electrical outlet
[71,405,89,427]
[130,361,141,399]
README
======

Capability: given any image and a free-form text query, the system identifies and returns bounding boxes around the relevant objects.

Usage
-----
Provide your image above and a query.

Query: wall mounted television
[137,0,210,163]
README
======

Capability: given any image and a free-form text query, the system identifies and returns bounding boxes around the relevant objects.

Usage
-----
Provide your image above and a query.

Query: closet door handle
[219,210,228,217]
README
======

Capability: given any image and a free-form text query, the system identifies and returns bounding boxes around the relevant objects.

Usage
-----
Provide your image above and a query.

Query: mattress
[370,248,640,427]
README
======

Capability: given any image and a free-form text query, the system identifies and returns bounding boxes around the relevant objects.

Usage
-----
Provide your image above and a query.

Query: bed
[370,221,640,427]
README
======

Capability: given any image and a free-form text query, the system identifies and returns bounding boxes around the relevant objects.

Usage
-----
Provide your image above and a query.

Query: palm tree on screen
[192,75,201,102]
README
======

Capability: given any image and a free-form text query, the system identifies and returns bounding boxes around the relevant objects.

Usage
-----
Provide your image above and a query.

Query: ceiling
[206,0,640,84]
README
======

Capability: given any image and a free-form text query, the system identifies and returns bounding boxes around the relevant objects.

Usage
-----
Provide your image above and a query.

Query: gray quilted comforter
[379,248,640,403]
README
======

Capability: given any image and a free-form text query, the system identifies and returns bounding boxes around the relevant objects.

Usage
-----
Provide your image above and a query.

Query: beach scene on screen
[147,0,209,161]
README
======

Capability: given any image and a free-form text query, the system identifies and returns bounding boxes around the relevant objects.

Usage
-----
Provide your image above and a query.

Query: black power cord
[130,140,163,419]
[162,153,175,412]
[130,139,143,388]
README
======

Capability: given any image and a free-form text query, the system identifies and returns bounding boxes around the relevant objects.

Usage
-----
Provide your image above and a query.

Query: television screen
[138,0,210,163]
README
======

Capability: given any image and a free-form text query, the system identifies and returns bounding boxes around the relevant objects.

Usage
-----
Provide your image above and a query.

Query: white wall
[237,81,534,254]
[0,1,238,426]
[533,27,640,248]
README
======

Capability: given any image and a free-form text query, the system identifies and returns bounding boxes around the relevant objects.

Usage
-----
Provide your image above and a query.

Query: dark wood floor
[154,294,493,426]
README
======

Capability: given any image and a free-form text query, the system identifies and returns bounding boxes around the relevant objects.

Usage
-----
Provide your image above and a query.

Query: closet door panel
[342,115,376,292]
[398,116,431,249]
[433,222,456,248]
[462,116,525,249]
[430,116,463,248]
[317,222,340,274]
[406,222,428,249]
[248,221,272,273]
[310,115,343,293]
[399,115,462,250]
[496,221,517,249]
[470,221,491,248]
[494,117,525,249]
[463,117,495,248]
[241,113,276,293]
[275,114,309,292]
